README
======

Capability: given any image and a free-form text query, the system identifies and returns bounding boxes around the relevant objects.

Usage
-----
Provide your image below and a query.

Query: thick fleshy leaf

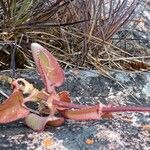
[0,91,29,123]
[61,104,113,121]
[25,113,64,131]
[31,43,65,93]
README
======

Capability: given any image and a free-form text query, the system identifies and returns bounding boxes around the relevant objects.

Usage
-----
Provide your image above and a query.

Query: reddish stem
[53,100,150,113]
[102,106,150,113]
[53,100,86,109]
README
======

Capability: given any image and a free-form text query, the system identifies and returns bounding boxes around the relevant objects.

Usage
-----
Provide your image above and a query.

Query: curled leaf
[12,78,34,94]
[25,113,48,131]
[25,113,64,131]
[0,91,29,123]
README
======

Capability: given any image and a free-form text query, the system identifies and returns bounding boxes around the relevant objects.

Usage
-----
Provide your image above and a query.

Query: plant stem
[102,106,150,112]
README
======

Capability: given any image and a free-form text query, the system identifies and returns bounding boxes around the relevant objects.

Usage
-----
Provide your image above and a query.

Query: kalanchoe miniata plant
[0,43,150,131]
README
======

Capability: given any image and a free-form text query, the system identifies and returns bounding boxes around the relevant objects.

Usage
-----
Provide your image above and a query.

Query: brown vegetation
[0,0,150,74]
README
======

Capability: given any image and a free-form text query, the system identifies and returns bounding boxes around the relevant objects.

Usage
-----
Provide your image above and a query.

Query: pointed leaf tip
[31,43,65,93]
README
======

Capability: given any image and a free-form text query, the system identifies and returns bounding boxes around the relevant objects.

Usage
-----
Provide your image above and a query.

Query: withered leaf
[25,113,64,131]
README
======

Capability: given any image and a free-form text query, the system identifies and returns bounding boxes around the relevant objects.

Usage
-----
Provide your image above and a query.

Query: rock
[0,69,150,150]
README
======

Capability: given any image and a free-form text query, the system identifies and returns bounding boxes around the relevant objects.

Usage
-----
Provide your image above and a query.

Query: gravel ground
[0,69,150,150]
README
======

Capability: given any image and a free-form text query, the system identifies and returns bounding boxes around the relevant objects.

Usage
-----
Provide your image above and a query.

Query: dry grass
[0,0,150,75]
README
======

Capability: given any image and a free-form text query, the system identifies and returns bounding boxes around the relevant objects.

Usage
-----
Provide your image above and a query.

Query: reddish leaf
[0,91,29,123]
[31,43,65,93]
[58,91,71,102]
[46,117,64,127]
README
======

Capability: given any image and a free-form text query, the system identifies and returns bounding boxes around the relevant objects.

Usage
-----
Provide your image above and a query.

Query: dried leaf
[25,113,48,131]
[129,61,150,71]
[12,78,35,94]
[122,61,150,71]
[25,113,64,131]
[0,75,13,84]
[0,91,29,123]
